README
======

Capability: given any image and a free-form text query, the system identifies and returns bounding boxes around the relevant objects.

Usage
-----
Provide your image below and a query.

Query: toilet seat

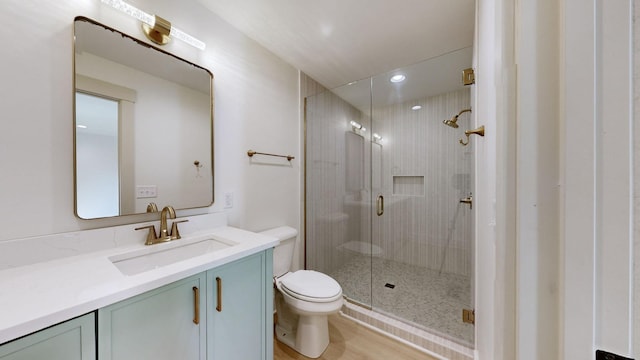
[278,270,342,303]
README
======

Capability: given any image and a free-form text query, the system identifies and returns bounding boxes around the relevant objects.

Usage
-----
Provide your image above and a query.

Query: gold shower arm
[459,125,485,146]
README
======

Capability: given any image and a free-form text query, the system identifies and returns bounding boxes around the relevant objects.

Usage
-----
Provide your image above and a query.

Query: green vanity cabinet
[98,273,207,360]
[207,249,273,360]
[97,248,273,360]
[0,313,95,360]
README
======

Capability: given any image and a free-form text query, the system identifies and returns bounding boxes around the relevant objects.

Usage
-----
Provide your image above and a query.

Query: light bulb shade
[101,0,206,50]
[171,26,206,50]
[101,0,154,26]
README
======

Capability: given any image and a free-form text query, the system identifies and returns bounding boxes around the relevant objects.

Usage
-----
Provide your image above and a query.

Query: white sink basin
[110,237,236,276]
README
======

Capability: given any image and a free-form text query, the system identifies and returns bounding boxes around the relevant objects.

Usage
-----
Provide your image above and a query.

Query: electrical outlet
[224,192,233,209]
[136,185,157,199]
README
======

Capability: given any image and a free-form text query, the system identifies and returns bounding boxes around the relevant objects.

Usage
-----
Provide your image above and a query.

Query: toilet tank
[259,226,298,277]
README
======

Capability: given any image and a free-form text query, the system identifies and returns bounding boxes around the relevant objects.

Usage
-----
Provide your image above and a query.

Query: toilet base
[275,314,330,359]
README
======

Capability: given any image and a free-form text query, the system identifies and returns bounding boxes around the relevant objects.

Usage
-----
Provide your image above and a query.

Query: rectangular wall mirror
[73,16,214,219]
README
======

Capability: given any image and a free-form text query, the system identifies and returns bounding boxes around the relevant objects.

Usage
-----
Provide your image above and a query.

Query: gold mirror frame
[73,16,214,219]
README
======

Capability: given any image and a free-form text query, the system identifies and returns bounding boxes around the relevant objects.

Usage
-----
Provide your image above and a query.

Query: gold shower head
[443,116,460,128]
[443,108,472,129]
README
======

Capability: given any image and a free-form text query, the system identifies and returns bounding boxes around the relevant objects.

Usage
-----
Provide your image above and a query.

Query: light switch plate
[224,192,233,209]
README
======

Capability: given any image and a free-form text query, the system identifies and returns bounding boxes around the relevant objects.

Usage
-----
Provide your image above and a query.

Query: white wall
[515,0,562,359]
[0,0,300,267]
[562,0,634,358]
[478,0,636,359]
[474,0,518,358]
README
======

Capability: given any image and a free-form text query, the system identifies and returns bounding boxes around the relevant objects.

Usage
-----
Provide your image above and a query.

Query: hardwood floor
[273,314,437,360]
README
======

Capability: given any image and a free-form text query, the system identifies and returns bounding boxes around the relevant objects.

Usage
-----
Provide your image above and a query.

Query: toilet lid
[280,270,342,300]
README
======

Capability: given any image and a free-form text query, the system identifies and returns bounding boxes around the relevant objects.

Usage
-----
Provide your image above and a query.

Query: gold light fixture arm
[459,125,485,146]
[142,15,171,45]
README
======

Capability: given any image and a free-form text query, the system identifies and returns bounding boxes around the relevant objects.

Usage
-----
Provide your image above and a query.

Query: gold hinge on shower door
[462,68,475,86]
[462,309,475,324]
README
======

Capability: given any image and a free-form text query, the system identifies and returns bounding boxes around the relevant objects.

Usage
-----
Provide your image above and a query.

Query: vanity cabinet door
[98,273,206,360]
[0,313,95,360]
[207,249,273,360]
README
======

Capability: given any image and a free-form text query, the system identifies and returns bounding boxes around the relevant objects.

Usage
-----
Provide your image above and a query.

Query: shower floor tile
[328,254,474,346]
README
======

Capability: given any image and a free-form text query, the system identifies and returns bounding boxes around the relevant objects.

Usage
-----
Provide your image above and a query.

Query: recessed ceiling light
[390,74,406,83]
[412,105,422,110]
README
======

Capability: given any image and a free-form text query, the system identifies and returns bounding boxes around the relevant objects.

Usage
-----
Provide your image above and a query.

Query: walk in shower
[304,47,475,348]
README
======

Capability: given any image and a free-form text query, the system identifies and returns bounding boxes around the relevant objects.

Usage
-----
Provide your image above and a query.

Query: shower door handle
[376,195,384,216]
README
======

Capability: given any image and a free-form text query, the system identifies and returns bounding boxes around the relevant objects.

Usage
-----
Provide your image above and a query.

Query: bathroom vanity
[0,214,277,360]
[100,250,272,360]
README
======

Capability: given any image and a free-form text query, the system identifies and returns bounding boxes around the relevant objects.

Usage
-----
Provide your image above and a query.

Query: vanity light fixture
[101,0,206,50]
[411,105,422,110]
[373,133,383,143]
[390,74,406,83]
[350,120,366,132]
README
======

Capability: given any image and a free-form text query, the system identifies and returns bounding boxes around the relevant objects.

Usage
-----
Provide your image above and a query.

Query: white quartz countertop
[0,225,279,344]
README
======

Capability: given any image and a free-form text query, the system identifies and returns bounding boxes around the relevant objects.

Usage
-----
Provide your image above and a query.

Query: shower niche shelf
[392,176,425,196]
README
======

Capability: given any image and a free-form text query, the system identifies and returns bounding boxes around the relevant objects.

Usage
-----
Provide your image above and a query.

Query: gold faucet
[135,224,159,245]
[146,202,158,213]
[159,206,176,241]
[136,205,188,245]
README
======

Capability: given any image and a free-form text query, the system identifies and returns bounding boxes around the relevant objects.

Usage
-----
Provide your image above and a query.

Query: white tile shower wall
[304,84,367,274]
[373,89,473,276]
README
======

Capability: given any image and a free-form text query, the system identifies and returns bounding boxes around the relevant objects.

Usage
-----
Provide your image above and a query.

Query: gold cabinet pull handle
[216,277,222,312]
[376,195,384,216]
[192,286,200,324]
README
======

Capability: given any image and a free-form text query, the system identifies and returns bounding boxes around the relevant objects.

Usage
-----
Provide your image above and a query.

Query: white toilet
[260,226,343,359]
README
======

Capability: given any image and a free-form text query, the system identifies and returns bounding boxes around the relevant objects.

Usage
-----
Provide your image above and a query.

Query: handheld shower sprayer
[443,108,472,128]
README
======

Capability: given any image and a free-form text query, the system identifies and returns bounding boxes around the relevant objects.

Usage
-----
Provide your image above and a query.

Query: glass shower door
[369,49,475,346]
[304,47,475,347]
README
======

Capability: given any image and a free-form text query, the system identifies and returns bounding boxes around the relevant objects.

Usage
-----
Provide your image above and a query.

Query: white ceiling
[197,0,476,90]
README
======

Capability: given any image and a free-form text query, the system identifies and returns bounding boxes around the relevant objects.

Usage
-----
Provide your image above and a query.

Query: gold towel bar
[247,150,294,161]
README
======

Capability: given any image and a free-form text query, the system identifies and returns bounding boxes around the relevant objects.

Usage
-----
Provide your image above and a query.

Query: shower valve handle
[460,195,473,210]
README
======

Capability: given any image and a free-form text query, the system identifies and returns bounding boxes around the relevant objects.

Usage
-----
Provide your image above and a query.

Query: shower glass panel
[370,47,474,346]
[305,76,373,308]
[305,46,474,347]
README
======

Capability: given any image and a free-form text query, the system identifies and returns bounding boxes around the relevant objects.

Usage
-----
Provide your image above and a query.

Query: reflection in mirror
[76,93,120,218]
[73,17,214,219]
